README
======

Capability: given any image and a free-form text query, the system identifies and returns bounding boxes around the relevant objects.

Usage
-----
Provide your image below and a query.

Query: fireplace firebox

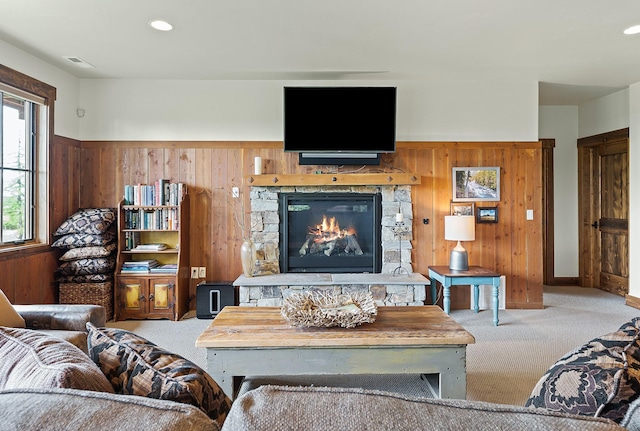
[279,193,382,273]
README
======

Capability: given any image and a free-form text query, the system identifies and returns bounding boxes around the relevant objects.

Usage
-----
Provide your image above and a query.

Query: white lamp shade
[444,215,475,241]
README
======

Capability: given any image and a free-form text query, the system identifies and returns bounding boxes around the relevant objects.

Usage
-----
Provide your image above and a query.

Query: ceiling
[1,0,639,105]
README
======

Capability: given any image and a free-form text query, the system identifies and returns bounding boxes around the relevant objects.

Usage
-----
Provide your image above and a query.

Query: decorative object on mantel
[281,291,377,328]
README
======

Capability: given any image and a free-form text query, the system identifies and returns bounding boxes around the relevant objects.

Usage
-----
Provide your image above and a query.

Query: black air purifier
[196,281,235,319]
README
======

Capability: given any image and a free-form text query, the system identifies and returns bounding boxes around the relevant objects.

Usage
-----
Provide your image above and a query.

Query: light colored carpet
[107,285,640,407]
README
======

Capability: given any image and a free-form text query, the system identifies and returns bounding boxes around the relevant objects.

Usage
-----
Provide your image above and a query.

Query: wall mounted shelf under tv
[283,86,397,166]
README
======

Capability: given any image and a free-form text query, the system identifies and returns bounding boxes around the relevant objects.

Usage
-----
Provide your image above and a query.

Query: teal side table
[428,265,502,326]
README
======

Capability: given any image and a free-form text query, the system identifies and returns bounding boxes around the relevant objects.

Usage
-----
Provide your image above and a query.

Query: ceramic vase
[240,238,255,277]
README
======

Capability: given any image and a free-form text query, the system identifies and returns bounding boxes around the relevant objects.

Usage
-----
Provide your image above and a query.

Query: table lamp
[444,215,475,270]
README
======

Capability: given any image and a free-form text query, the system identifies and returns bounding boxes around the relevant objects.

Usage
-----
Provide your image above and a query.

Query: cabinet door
[147,278,176,318]
[117,277,148,319]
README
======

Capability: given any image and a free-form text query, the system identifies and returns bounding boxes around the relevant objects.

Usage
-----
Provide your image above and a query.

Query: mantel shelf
[245,173,421,187]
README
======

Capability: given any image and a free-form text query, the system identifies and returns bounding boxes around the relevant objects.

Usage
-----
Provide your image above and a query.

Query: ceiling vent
[63,56,95,68]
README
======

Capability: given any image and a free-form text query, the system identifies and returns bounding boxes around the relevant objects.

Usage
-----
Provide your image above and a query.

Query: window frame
[0,64,55,253]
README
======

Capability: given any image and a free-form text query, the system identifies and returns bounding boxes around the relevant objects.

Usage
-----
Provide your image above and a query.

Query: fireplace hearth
[280,193,382,273]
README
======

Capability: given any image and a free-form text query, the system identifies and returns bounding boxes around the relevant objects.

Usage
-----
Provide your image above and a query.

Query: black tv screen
[283,86,397,154]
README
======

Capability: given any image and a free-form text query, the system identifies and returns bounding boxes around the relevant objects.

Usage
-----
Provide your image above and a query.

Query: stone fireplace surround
[234,182,429,307]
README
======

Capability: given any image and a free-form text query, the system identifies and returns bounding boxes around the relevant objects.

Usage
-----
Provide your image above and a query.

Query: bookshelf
[114,184,190,321]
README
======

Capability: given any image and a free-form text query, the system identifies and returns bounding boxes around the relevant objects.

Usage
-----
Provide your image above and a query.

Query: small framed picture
[451,201,475,216]
[452,166,500,202]
[477,207,498,223]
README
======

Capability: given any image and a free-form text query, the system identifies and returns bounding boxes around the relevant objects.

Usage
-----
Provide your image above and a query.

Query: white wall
[578,89,629,139]
[0,40,80,139]
[538,106,579,277]
[77,79,539,142]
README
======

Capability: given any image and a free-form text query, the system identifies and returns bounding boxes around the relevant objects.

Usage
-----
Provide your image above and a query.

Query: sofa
[1,299,640,430]
[0,299,230,431]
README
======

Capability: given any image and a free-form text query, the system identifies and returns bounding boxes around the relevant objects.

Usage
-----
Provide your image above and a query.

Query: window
[0,65,55,250]
[1,92,36,243]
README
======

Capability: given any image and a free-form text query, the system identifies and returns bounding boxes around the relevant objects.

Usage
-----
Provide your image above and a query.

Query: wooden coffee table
[195,305,475,400]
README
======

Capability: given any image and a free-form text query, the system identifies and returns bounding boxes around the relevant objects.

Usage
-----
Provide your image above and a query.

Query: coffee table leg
[439,370,467,399]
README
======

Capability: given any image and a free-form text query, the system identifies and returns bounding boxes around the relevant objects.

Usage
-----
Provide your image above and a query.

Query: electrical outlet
[198,267,206,278]
[232,187,239,198]
[191,267,198,279]
[526,209,534,220]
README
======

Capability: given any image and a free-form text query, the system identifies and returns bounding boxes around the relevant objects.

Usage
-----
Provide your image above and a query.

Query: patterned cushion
[526,318,640,422]
[60,243,117,261]
[86,323,231,426]
[57,273,113,283]
[54,208,116,236]
[57,257,116,276]
[51,232,115,249]
[0,327,114,393]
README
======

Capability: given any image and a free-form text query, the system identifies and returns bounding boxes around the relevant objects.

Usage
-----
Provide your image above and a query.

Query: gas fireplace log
[299,237,312,256]
[344,234,364,255]
[324,240,337,256]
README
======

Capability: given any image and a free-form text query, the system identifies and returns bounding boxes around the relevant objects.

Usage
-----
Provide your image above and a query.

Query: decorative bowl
[281,290,377,328]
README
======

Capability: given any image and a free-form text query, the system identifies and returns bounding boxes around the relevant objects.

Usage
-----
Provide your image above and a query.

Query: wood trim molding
[245,173,421,187]
[626,294,640,310]
[577,128,629,147]
[551,277,580,286]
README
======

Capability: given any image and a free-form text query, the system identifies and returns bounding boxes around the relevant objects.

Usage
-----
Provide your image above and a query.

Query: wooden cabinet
[114,193,190,321]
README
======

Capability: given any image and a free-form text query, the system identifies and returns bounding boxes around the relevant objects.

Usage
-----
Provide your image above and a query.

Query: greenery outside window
[0,65,55,251]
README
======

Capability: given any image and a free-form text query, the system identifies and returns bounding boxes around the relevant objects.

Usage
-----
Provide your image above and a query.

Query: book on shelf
[122,259,159,268]
[133,243,168,251]
[149,264,178,274]
[123,181,187,206]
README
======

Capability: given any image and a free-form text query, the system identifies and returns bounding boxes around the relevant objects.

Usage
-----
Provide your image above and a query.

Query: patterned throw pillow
[86,323,231,426]
[51,232,115,249]
[57,273,113,283]
[54,208,116,236]
[0,327,114,393]
[57,257,116,276]
[525,317,640,422]
[60,243,117,261]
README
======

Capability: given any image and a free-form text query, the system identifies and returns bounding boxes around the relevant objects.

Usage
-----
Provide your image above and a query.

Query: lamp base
[449,249,469,271]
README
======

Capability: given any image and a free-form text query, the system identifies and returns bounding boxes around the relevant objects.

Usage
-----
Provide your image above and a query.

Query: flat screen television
[283,86,396,165]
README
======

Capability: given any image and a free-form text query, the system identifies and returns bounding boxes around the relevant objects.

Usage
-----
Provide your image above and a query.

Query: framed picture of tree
[452,167,500,202]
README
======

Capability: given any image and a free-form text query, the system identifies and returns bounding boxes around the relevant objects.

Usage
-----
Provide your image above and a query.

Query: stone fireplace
[249,184,414,276]
[234,180,428,307]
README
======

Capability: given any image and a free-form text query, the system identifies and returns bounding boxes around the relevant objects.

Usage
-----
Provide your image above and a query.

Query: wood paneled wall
[3,139,544,310]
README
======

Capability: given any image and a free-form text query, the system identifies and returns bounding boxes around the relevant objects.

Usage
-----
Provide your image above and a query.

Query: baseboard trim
[550,277,580,286]
[625,294,640,310]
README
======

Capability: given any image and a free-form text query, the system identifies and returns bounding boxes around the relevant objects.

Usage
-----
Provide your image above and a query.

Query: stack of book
[121,259,159,274]
[149,264,178,274]
[132,243,168,251]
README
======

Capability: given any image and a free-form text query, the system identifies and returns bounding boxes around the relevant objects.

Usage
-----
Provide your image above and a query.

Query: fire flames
[308,215,356,243]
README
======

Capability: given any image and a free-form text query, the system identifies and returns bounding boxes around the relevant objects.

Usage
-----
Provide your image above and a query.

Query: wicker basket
[59,281,113,320]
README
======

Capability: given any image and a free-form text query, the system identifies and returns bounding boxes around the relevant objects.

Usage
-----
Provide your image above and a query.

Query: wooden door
[578,129,629,296]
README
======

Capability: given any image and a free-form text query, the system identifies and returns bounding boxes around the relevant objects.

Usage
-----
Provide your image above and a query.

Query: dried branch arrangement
[281,290,378,328]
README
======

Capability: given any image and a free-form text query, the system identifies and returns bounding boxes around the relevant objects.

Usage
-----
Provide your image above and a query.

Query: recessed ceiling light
[623,25,640,35]
[149,20,173,32]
